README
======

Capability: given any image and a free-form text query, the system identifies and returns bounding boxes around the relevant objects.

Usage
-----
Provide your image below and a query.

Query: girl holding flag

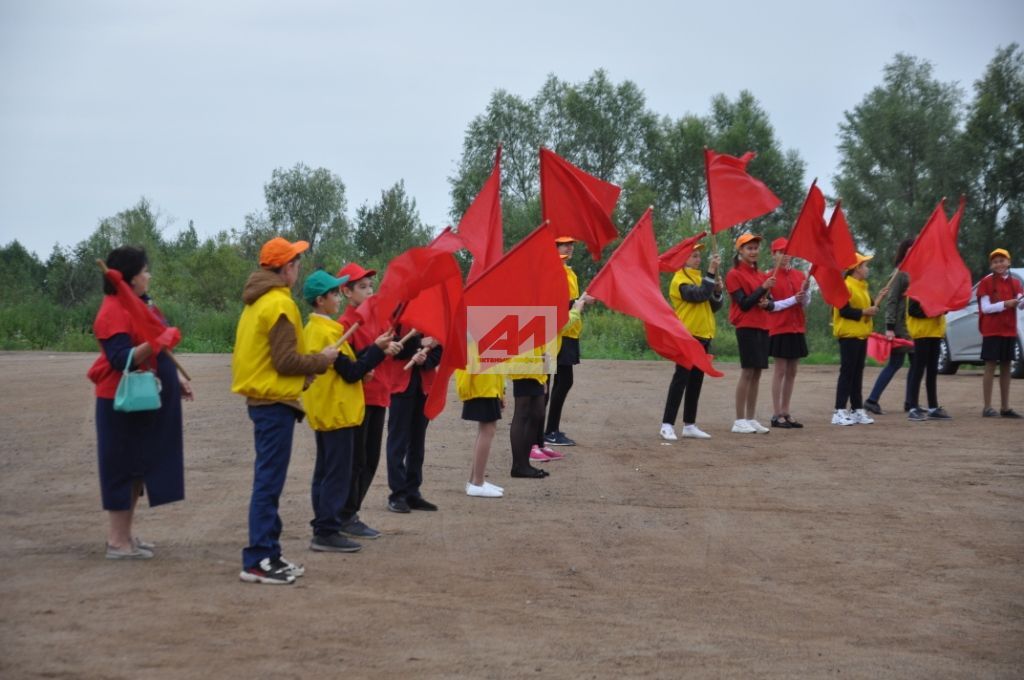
[726,233,775,434]
[832,254,885,426]
[767,238,810,428]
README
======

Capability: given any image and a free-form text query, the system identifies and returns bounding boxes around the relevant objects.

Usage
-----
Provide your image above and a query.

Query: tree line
[1,46,1020,355]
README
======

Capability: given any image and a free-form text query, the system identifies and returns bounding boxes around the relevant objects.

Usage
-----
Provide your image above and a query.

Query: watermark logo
[466,305,559,375]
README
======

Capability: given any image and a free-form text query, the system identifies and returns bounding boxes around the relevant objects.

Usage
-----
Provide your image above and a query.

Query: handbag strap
[123,346,136,373]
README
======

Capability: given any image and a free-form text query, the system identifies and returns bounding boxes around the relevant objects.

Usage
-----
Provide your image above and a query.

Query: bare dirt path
[1,352,1021,679]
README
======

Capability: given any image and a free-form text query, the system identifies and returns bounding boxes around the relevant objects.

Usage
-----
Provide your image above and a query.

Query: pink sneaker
[529,446,552,462]
[540,446,564,460]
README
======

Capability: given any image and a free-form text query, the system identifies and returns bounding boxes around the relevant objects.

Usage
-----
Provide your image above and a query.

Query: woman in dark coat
[88,246,192,559]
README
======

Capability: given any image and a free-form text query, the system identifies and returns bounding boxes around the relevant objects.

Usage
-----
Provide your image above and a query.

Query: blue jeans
[243,404,298,570]
[310,428,355,536]
[867,350,909,407]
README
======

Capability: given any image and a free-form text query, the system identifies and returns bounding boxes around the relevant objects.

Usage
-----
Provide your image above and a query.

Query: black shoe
[927,407,952,420]
[544,431,576,446]
[864,400,883,415]
[387,498,410,513]
[771,416,793,429]
[310,533,362,553]
[907,407,929,422]
[1000,408,1023,419]
[511,466,549,478]
[340,518,381,539]
[784,415,803,428]
[406,496,438,511]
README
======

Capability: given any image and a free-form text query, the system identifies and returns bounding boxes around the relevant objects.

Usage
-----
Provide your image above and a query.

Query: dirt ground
[1,352,1022,679]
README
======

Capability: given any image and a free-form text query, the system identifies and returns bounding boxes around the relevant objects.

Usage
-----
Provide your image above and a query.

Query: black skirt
[512,378,545,398]
[461,397,502,422]
[981,335,1017,362]
[769,332,808,359]
[736,327,770,369]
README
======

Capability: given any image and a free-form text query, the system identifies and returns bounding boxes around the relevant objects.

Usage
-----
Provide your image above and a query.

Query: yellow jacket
[832,276,874,339]
[456,369,505,401]
[561,265,582,340]
[669,268,716,340]
[302,315,364,431]
[231,284,308,402]
[905,300,946,339]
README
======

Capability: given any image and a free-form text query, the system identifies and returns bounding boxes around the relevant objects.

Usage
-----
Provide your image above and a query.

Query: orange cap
[990,248,1011,261]
[554,236,575,244]
[260,237,309,268]
[734,233,762,250]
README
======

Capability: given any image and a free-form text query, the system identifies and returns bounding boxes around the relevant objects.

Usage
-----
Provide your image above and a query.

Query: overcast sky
[1,0,1022,259]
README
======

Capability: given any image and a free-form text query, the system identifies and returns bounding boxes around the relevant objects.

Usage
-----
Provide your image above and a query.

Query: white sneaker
[731,419,757,434]
[682,424,711,439]
[747,419,770,434]
[831,409,855,426]
[659,424,678,441]
[466,482,502,498]
[482,481,504,493]
[852,408,875,424]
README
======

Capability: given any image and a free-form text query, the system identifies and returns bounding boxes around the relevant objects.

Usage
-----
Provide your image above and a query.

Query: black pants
[310,427,355,536]
[907,337,940,409]
[511,392,545,471]
[386,391,428,503]
[835,338,867,410]
[342,404,385,522]
[545,363,574,435]
[662,338,710,425]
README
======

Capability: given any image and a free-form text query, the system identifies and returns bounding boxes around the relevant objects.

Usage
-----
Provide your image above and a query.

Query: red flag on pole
[827,201,858,271]
[102,268,180,351]
[423,223,569,419]
[588,208,722,377]
[429,226,463,254]
[899,200,973,316]
[784,183,851,308]
[539,147,620,260]
[948,194,966,239]
[704,148,782,234]
[658,231,708,273]
[458,145,504,284]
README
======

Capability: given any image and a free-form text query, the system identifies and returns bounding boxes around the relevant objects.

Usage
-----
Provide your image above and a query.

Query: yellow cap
[990,248,1011,261]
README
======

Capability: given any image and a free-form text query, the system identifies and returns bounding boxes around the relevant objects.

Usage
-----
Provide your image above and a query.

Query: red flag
[103,268,180,351]
[658,231,708,273]
[867,332,915,364]
[704,148,782,234]
[899,200,973,316]
[539,147,620,260]
[588,208,722,377]
[784,184,850,308]
[429,226,463,254]
[366,246,461,330]
[458,145,504,284]
[827,201,858,270]
[424,223,569,419]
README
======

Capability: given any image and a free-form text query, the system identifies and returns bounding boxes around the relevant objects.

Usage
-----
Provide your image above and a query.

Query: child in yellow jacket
[456,366,505,498]
[831,254,884,426]
[301,270,394,553]
[905,294,951,422]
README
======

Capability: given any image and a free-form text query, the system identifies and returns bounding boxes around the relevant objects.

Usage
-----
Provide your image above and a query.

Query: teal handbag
[113,347,162,412]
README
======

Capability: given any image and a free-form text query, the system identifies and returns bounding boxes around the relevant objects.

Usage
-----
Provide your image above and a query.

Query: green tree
[834,54,967,267]
[353,181,433,270]
[961,43,1024,275]
[264,163,351,264]
[0,240,46,302]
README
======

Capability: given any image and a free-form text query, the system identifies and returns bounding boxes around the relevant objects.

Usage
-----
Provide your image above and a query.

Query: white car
[938,267,1024,378]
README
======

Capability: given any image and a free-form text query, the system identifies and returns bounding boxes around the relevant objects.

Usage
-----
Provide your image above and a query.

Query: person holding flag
[832,254,885,426]
[726,233,775,434]
[544,236,586,448]
[864,238,916,415]
[660,242,722,441]
[978,248,1024,418]
[88,246,192,560]
[767,238,811,429]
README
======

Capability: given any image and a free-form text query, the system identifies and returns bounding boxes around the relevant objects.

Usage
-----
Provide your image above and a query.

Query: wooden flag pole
[403,347,429,371]
[873,267,901,306]
[333,322,359,349]
[95,259,192,381]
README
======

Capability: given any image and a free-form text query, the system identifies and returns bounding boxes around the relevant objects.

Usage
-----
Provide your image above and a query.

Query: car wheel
[1012,341,1023,379]
[937,337,959,375]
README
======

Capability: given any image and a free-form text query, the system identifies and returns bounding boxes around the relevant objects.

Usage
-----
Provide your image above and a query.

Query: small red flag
[784,184,851,308]
[539,147,620,260]
[658,231,708,273]
[948,195,966,239]
[900,200,973,316]
[588,208,722,376]
[458,145,504,284]
[429,226,463,254]
[103,268,180,351]
[827,201,858,271]
[704,148,782,234]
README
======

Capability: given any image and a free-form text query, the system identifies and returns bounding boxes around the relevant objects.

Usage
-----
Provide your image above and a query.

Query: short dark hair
[104,246,148,295]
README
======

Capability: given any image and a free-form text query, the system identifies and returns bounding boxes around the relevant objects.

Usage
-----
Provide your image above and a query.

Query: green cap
[302,269,350,304]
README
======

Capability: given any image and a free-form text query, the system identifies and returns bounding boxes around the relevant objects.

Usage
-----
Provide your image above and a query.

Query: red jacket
[977,273,1022,338]
[339,305,392,407]
[769,267,807,336]
[87,295,160,398]
[727,262,772,330]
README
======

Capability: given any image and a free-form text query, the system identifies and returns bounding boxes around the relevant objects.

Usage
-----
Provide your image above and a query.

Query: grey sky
[1,0,1021,259]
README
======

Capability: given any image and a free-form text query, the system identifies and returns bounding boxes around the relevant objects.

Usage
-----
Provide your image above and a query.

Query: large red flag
[784,184,850,308]
[900,200,973,316]
[827,201,858,270]
[658,231,708,273]
[458,145,504,284]
[424,223,569,418]
[948,195,966,239]
[704,148,782,234]
[588,208,722,377]
[363,246,461,330]
[539,147,620,260]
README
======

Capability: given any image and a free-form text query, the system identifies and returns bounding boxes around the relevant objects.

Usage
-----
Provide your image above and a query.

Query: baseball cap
[302,270,350,304]
[554,236,576,244]
[336,262,376,284]
[990,248,1011,261]
[734,233,763,250]
[260,237,309,268]
[771,237,788,252]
